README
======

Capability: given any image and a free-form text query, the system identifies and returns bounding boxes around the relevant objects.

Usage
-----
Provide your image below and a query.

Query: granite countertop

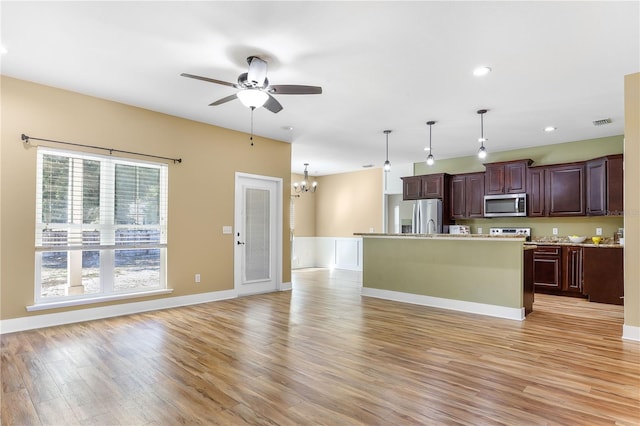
[354,233,527,241]
[525,238,623,249]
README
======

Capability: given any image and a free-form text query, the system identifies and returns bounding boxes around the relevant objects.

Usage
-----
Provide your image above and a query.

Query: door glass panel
[245,187,270,282]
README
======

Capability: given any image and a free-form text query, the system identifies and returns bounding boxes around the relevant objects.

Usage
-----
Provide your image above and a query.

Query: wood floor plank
[1,268,639,425]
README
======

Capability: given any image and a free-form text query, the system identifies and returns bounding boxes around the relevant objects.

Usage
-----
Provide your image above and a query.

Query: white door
[234,173,282,295]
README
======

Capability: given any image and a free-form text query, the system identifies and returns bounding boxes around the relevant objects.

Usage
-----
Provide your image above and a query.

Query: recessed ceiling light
[473,66,491,76]
[424,147,431,151]
[544,126,557,132]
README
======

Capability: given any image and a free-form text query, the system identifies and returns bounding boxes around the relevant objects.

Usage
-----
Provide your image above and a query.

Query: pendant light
[426,121,436,166]
[383,130,392,172]
[477,109,489,159]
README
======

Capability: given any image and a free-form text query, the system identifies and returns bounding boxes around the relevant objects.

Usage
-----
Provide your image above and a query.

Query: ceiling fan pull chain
[250,106,255,146]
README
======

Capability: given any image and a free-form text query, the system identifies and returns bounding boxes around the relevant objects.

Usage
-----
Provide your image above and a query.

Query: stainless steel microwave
[484,193,527,217]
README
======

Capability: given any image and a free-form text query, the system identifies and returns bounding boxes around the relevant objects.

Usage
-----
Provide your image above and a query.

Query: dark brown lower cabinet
[562,246,583,294]
[533,246,562,291]
[533,245,585,297]
[583,247,624,305]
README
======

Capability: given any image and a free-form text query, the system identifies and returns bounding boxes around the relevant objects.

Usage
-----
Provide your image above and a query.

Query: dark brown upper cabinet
[450,172,485,219]
[402,176,422,200]
[586,154,623,216]
[527,166,546,217]
[527,163,586,217]
[402,173,450,200]
[545,163,586,216]
[484,159,532,195]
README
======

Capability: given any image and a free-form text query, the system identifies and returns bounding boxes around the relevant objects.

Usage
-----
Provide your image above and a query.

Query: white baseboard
[0,289,238,335]
[280,281,292,291]
[361,287,525,321]
[623,324,640,341]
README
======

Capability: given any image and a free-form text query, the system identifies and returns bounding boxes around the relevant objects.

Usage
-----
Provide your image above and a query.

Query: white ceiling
[1,1,638,176]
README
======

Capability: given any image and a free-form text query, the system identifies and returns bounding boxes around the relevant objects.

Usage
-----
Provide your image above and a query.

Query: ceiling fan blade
[209,93,238,106]
[263,94,283,113]
[268,85,323,95]
[181,73,236,88]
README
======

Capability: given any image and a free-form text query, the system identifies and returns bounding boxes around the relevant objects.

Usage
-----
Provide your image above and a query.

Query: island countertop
[355,232,527,241]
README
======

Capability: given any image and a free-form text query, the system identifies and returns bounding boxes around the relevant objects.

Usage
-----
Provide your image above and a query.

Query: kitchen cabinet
[529,164,585,217]
[562,246,583,294]
[484,159,532,195]
[450,172,484,219]
[533,245,584,296]
[527,167,546,217]
[402,173,450,200]
[532,246,562,291]
[586,155,623,216]
[607,155,623,215]
[545,163,586,216]
[583,247,623,305]
[402,176,422,200]
[586,158,607,215]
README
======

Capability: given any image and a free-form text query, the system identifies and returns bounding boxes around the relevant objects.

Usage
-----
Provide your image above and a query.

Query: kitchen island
[356,233,532,320]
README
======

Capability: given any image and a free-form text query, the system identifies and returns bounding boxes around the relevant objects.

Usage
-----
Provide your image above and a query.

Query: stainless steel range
[489,227,531,241]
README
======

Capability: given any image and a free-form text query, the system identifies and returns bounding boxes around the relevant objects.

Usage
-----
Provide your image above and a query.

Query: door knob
[237,241,245,245]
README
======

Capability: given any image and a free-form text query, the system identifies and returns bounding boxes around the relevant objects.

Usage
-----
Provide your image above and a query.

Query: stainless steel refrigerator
[412,199,442,234]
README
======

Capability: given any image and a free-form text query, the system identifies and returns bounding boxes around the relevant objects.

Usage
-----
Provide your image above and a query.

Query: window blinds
[35,148,168,250]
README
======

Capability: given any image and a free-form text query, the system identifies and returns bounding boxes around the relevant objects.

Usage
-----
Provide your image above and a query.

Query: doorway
[234,173,282,296]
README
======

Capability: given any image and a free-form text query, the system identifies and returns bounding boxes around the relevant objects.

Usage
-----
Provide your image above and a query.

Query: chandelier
[293,163,317,193]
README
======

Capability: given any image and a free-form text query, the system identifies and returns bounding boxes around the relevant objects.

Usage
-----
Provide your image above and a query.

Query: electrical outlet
[477,227,483,234]
[552,228,558,235]
[596,228,602,236]
[369,227,374,233]
[195,274,201,283]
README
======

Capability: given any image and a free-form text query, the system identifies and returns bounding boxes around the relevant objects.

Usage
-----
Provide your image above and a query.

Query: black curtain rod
[21,134,182,164]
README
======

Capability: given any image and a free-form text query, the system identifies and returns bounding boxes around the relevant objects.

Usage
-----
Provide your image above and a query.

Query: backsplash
[457,216,624,239]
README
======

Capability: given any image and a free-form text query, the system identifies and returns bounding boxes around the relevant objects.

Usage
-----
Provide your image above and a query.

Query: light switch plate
[222,226,232,234]
[477,227,483,234]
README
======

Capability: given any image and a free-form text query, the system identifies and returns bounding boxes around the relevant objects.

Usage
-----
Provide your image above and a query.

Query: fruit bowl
[568,235,587,243]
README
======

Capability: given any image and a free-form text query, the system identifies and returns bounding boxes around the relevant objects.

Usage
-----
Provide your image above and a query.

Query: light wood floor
[2,268,639,425]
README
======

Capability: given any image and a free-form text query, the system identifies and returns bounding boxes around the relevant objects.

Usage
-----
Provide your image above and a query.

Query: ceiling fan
[181,56,322,113]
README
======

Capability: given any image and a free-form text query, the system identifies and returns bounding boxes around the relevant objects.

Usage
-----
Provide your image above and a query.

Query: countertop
[354,233,527,241]
[525,240,623,249]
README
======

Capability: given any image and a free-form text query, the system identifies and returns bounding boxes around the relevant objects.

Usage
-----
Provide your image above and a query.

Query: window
[35,148,168,304]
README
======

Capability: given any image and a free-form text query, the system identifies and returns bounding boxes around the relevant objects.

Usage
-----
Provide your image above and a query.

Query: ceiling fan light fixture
[237,89,269,109]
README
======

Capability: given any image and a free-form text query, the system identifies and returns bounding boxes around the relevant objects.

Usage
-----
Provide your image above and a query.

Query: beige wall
[290,173,316,237]
[315,168,383,237]
[1,76,292,321]
[624,73,639,328]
